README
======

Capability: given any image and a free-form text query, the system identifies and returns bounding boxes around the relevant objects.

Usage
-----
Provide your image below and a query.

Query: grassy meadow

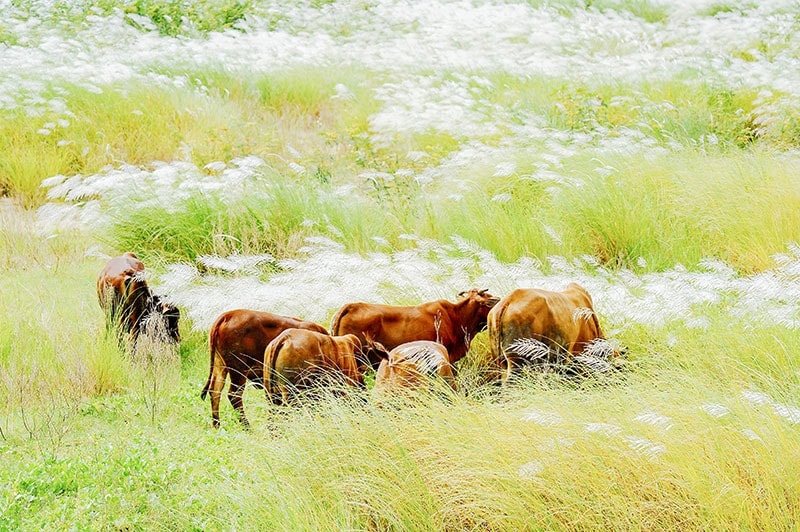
[2,0,800,530]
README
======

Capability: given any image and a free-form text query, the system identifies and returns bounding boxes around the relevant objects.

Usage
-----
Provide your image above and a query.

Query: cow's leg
[228,372,250,429]
[280,385,290,407]
[266,386,284,406]
[208,364,227,429]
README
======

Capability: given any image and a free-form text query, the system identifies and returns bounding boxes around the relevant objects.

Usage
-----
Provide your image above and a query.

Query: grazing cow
[97,252,180,347]
[149,294,181,344]
[488,283,617,382]
[200,309,328,428]
[264,328,383,405]
[373,341,457,394]
[331,289,500,368]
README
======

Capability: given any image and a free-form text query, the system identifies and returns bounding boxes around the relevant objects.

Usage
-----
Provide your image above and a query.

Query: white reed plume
[508,337,551,362]
[633,412,674,431]
[572,355,614,374]
[572,306,595,323]
[624,436,666,460]
[392,344,447,374]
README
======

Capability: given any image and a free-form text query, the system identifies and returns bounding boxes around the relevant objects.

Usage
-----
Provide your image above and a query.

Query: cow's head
[456,288,500,330]
[148,294,181,343]
[358,338,390,373]
[457,288,500,308]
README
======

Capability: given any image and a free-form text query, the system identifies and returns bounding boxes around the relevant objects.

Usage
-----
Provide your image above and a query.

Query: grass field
[2,0,800,530]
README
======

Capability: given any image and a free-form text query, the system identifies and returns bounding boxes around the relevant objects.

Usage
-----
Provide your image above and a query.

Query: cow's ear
[484,296,501,307]
[372,341,389,359]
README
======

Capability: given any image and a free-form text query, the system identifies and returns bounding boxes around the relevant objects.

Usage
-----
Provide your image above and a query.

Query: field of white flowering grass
[1,0,800,529]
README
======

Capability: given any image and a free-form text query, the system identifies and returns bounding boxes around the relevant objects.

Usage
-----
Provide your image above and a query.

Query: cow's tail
[200,322,221,401]
[263,334,284,405]
[329,304,350,336]
[590,309,604,340]
[487,300,511,383]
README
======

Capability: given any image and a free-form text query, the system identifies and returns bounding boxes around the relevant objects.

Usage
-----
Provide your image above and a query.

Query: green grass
[5,71,799,272]
[10,0,254,37]
[488,75,773,148]
[553,151,800,272]
[2,5,800,526]
[0,82,278,206]
[0,67,385,207]
[99,148,800,273]
[3,190,800,529]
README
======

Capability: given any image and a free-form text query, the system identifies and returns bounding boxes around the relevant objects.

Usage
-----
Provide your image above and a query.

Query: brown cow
[200,309,328,428]
[373,340,457,395]
[488,283,618,382]
[97,252,180,347]
[264,328,382,405]
[330,288,500,368]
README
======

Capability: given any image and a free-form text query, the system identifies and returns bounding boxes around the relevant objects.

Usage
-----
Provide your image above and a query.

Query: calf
[264,328,383,405]
[373,340,457,395]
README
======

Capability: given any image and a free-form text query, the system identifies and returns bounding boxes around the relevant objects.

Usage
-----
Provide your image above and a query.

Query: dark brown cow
[373,340,457,394]
[330,289,500,368]
[97,252,180,347]
[488,283,616,382]
[264,329,379,405]
[200,309,328,428]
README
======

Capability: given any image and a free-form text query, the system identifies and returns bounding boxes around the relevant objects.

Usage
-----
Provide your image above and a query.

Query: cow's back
[332,301,443,358]
[266,329,363,401]
[489,288,580,364]
[211,309,327,382]
[374,340,455,393]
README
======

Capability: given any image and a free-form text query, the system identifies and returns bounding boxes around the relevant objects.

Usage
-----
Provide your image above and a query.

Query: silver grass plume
[572,306,595,323]
[392,344,447,374]
[508,338,552,362]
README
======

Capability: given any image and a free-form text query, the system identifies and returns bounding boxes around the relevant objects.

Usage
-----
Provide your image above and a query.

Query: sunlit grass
[1,225,799,529]
[554,151,800,271]
[2,2,800,528]
[96,146,800,273]
[486,75,777,148]
[0,82,278,205]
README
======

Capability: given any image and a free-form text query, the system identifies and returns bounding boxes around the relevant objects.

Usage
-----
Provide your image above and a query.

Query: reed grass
[2,3,800,529]
[1,244,799,531]
[100,147,800,274]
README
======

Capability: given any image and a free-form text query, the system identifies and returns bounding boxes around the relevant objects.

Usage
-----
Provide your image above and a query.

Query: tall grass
[489,75,775,148]
[101,148,800,273]
[0,82,278,206]
[3,198,800,529]
[2,354,799,529]
[1,66,382,206]
[554,151,800,272]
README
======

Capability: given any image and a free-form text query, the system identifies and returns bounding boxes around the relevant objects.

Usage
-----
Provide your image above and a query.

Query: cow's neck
[451,298,482,332]
[441,299,482,359]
